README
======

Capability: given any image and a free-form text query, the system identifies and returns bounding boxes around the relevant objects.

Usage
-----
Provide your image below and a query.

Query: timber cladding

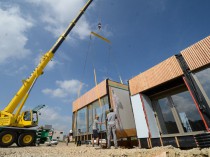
[108,80,128,90]
[129,56,183,96]
[72,80,107,112]
[116,128,137,138]
[181,36,210,71]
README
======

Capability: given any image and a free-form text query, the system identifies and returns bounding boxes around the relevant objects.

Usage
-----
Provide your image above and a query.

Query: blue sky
[0,0,210,134]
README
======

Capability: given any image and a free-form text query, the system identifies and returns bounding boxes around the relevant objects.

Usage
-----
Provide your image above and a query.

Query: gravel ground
[0,142,210,157]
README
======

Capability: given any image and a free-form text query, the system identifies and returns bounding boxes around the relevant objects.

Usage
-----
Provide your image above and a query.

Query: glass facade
[171,91,206,132]
[156,98,179,134]
[77,107,87,134]
[90,96,109,132]
[195,67,210,100]
[88,105,93,133]
[76,96,109,135]
[154,89,206,135]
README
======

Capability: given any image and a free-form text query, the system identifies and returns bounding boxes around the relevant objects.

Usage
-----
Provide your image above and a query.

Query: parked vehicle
[45,139,58,146]
[0,0,93,147]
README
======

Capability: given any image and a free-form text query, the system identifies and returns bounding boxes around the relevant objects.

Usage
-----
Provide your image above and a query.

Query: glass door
[153,90,206,135]
[171,91,206,132]
[154,98,180,134]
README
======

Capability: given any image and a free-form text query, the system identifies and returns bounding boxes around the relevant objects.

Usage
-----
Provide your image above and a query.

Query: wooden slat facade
[181,36,210,71]
[129,36,210,96]
[129,56,184,96]
[72,80,107,112]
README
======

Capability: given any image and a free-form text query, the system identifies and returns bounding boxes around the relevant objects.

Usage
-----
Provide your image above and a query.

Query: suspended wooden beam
[91,31,111,44]
[93,68,103,109]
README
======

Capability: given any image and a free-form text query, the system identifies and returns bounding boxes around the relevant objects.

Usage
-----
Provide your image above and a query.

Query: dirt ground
[0,142,210,157]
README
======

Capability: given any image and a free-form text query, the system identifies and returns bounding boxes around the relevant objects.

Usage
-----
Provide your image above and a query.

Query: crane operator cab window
[32,112,38,123]
[23,111,31,121]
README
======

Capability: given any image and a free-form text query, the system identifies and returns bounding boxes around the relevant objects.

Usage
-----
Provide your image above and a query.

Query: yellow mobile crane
[0,0,93,147]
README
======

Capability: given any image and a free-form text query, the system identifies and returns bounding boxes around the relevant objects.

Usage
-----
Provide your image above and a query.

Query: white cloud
[42,88,67,98]
[25,0,92,40]
[172,92,201,120]
[0,6,33,64]
[14,65,28,74]
[74,20,92,40]
[39,107,72,133]
[42,79,83,99]
[195,68,210,91]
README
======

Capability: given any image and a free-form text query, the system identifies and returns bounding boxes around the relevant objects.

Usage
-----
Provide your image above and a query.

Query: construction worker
[92,115,104,147]
[106,108,118,149]
[69,130,73,142]
[66,135,70,146]
[77,129,81,146]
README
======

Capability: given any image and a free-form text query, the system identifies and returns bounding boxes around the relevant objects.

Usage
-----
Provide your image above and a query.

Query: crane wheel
[0,131,17,147]
[18,132,35,147]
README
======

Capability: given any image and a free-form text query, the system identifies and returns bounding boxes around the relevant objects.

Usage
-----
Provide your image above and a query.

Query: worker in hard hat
[69,130,73,142]
[92,115,104,147]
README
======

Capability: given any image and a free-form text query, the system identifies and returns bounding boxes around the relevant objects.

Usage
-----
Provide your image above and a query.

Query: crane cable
[77,34,93,98]
[74,25,118,132]
[91,30,104,142]
[103,42,123,85]
[95,2,123,84]
[89,29,108,129]
[87,0,109,119]
[74,31,104,132]
[107,45,124,84]
[93,67,103,113]
[74,34,93,133]
[74,0,105,134]
[89,32,103,115]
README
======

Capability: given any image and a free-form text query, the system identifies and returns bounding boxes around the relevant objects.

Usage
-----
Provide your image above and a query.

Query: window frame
[152,87,206,137]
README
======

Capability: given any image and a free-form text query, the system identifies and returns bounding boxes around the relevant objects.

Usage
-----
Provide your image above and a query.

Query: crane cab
[17,110,38,128]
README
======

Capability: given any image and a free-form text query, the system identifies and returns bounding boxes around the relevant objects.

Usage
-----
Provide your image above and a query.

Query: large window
[171,91,206,132]
[89,96,109,132]
[155,98,179,134]
[88,105,93,133]
[195,67,210,100]
[110,87,136,132]
[77,107,87,133]
[76,96,110,134]
[101,97,109,131]
[154,90,206,135]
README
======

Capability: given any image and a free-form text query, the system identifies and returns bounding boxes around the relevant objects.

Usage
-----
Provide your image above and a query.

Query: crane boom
[2,0,93,115]
[0,0,94,147]
[0,0,93,126]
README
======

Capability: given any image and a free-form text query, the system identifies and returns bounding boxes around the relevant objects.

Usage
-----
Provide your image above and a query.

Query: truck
[0,0,93,147]
[36,125,54,146]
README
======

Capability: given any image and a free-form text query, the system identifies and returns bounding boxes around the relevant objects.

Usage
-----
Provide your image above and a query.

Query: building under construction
[72,36,210,148]
[72,80,137,146]
[129,36,210,148]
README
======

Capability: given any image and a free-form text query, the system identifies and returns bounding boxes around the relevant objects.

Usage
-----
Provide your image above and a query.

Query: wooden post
[138,138,141,148]
[175,136,180,148]
[160,136,163,146]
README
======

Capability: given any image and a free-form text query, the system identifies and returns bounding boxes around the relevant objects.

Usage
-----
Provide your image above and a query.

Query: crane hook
[98,22,102,30]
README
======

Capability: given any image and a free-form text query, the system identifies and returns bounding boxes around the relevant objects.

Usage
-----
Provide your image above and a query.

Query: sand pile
[0,143,210,157]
